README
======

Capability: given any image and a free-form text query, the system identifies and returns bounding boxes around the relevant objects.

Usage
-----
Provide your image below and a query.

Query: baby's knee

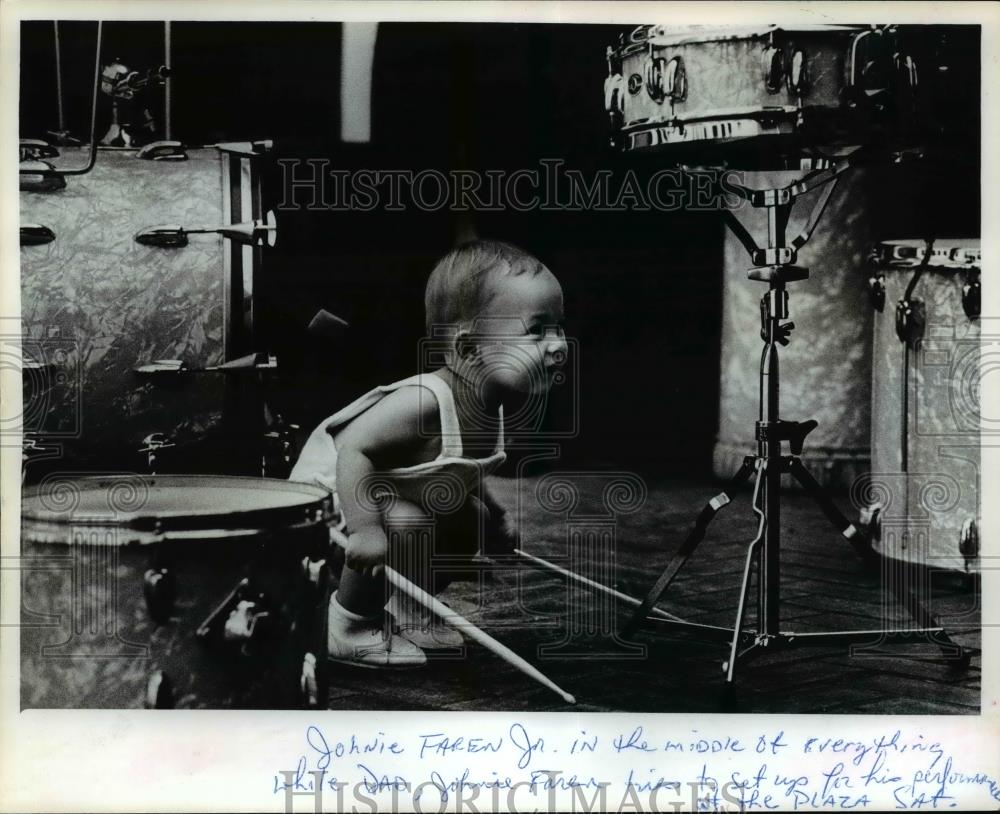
[384,498,433,527]
[384,495,485,556]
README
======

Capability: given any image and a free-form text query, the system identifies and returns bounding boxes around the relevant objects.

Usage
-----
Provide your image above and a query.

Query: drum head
[22,475,335,544]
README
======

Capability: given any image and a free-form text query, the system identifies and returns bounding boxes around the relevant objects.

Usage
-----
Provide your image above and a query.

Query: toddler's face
[470,268,567,396]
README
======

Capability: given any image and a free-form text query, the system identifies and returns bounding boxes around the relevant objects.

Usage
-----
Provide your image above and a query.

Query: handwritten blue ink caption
[273,724,1000,811]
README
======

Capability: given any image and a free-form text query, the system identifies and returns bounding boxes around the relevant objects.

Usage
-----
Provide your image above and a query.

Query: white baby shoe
[385,593,465,650]
[327,594,426,668]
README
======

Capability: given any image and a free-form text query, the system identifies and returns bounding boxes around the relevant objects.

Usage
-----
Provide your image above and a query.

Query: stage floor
[323,475,981,714]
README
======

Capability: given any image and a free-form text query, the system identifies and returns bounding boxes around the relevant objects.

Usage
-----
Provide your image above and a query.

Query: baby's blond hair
[424,240,546,336]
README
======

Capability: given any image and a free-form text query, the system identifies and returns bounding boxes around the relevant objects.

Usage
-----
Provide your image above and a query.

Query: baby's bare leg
[393,495,486,593]
[338,496,488,615]
[335,498,435,616]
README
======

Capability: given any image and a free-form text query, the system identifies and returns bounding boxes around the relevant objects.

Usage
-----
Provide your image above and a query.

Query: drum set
[18,22,326,709]
[16,21,981,709]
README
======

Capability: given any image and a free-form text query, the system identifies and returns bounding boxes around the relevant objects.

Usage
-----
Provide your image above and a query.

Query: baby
[291,240,567,668]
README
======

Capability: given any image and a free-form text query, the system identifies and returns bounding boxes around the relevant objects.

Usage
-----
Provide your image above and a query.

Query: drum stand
[623,160,969,683]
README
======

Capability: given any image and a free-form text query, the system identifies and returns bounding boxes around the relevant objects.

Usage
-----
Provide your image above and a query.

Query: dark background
[19,21,980,477]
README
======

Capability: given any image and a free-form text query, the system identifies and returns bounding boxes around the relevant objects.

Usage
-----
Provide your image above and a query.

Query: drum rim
[620,105,799,132]
[21,474,335,530]
[876,238,981,248]
[617,23,869,54]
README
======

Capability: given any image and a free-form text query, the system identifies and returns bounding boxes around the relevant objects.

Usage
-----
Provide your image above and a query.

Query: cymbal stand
[623,158,969,683]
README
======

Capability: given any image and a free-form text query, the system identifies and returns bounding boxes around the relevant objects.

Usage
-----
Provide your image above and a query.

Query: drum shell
[19,475,334,709]
[617,27,859,152]
[621,28,850,129]
[714,169,873,490]
[19,147,227,462]
[868,242,980,572]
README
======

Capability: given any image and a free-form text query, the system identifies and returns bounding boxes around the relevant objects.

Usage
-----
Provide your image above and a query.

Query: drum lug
[20,223,56,246]
[143,567,176,624]
[663,56,686,103]
[301,556,327,586]
[19,159,67,193]
[20,138,59,161]
[867,274,886,312]
[645,54,667,102]
[894,298,925,346]
[603,70,623,114]
[787,49,810,96]
[136,140,188,161]
[145,670,175,709]
[962,272,981,320]
[761,45,785,94]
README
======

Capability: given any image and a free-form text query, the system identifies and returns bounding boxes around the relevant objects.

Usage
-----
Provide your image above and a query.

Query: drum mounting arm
[723,156,855,280]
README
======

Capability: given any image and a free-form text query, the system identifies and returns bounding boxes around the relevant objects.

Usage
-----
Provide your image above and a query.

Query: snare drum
[862,239,981,573]
[20,474,335,709]
[605,24,948,157]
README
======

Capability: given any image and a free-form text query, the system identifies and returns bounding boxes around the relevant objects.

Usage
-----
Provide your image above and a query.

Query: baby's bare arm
[333,387,440,576]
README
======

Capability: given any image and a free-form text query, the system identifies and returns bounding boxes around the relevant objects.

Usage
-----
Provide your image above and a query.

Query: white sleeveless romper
[289,374,506,528]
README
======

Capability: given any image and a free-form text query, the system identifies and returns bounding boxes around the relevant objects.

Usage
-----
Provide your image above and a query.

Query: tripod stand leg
[788,458,872,560]
[622,457,757,639]
[789,458,966,661]
[724,462,766,684]
[724,537,763,684]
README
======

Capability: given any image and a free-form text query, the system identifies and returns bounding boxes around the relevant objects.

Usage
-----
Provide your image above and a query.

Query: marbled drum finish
[714,170,872,490]
[19,535,319,709]
[620,28,854,132]
[20,147,226,457]
[19,475,333,709]
[868,249,980,573]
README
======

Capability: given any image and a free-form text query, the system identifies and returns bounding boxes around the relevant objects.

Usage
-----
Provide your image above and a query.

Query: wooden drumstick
[512,548,683,623]
[329,529,576,705]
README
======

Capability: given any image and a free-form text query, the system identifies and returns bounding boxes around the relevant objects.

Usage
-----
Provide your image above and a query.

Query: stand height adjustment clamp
[759,292,795,345]
[752,247,796,267]
[771,321,795,345]
[755,419,818,456]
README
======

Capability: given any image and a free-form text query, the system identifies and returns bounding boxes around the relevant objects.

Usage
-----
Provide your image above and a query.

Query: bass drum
[20,474,335,709]
[860,239,981,574]
[20,144,268,473]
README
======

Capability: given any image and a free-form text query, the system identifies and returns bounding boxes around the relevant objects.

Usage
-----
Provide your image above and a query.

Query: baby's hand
[345,526,388,579]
